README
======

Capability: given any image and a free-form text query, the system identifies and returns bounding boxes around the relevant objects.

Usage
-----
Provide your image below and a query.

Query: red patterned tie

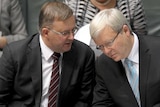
[48,52,60,107]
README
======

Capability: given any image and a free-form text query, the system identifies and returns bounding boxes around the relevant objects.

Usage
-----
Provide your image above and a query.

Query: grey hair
[90,8,132,38]
[39,1,73,32]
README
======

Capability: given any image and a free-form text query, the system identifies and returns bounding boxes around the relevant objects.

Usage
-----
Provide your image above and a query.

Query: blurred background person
[65,0,147,36]
[0,0,27,57]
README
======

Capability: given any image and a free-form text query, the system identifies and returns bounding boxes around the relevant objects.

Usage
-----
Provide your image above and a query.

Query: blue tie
[125,59,141,106]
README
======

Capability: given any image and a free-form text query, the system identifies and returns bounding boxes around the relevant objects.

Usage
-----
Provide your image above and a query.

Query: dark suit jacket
[0,34,95,107]
[92,35,160,107]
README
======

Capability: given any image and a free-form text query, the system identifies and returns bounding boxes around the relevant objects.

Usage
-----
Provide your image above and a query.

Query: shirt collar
[127,32,139,64]
[39,35,53,61]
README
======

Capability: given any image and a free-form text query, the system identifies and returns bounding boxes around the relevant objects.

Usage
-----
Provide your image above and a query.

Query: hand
[0,36,7,49]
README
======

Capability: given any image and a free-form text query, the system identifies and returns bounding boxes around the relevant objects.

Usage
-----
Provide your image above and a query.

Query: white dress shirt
[39,35,62,107]
[122,33,139,78]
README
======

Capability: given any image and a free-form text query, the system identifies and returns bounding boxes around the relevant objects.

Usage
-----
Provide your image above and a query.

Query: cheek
[55,38,68,48]
[48,36,63,47]
[114,42,125,57]
[114,41,122,51]
[50,35,63,43]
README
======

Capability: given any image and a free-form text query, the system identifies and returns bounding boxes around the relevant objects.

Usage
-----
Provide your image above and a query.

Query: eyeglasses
[96,31,120,50]
[47,27,77,37]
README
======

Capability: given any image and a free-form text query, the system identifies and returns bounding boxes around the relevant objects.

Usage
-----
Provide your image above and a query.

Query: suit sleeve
[74,47,95,107]
[0,45,15,106]
[92,57,115,107]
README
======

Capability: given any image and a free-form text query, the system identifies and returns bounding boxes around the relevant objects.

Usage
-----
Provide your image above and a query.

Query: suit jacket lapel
[119,36,151,107]
[118,61,139,106]
[27,34,42,106]
[139,36,151,107]
[59,50,76,87]
[58,45,77,104]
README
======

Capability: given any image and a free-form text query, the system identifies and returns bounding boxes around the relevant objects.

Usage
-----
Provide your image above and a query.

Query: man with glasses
[90,8,160,107]
[0,1,95,107]
[95,30,121,50]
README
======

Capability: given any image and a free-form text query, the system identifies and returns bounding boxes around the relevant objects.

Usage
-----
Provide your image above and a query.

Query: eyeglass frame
[46,27,77,37]
[96,30,121,50]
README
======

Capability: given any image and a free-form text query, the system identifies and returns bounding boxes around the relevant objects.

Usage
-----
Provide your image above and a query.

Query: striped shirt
[65,0,147,35]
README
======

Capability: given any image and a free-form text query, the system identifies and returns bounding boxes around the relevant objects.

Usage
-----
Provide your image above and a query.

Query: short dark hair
[39,1,73,32]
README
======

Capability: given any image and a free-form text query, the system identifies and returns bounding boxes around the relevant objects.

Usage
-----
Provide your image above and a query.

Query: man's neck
[91,0,116,10]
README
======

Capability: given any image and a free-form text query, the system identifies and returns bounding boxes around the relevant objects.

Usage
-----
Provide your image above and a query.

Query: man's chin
[63,46,72,52]
[111,56,120,62]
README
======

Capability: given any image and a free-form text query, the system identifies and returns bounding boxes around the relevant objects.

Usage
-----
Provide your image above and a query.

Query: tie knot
[52,52,61,60]
[125,58,133,66]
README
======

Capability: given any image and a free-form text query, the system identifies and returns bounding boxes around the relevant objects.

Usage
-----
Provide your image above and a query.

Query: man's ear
[41,27,50,38]
[122,25,131,36]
